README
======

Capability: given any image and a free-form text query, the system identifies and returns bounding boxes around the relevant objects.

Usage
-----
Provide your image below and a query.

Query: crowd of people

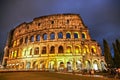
[112,68,120,79]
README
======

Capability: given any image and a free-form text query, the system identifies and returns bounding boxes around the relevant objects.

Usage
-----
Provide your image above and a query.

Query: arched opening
[40,61,45,70]
[85,60,91,70]
[67,62,72,71]
[29,48,32,55]
[58,46,64,53]
[74,33,78,39]
[83,45,89,54]
[66,46,72,53]
[58,32,63,39]
[82,33,85,39]
[26,62,31,69]
[34,47,39,55]
[76,60,82,70]
[50,46,55,54]
[50,32,55,40]
[20,38,23,44]
[36,34,40,41]
[48,61,54,70]
[83,47,87,54]
[93,60,98,70]
[25,36,28,43]
[59,62,64,71]
[75,46,80,54]
[66,33,71,39]
[33,61,38,70]
[91,46,96,54]
[30,35,34,42]
[42,47,46,54]
[43,33,47,40]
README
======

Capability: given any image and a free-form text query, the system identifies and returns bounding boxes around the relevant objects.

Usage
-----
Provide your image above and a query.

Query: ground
[0,71,119,80]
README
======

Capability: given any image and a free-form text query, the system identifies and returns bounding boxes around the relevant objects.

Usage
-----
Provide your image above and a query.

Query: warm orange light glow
[3,14,105,71]
[91,46,96,53]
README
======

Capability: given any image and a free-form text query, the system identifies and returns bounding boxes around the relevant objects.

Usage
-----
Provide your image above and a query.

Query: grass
[0,71,119,80]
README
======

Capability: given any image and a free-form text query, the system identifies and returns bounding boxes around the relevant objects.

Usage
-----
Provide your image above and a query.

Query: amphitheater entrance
[40,61,45,70]
[93,60,98,70]
[33,61,38,70]
[67,62,72,72]
[48,61,55,71]
[59,62,64,71]
[76,60,82,70]
[85,60,91,70]
[26,62,31,69]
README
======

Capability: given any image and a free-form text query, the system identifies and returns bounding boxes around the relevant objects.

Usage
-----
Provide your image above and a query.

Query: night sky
[0,0,120,55]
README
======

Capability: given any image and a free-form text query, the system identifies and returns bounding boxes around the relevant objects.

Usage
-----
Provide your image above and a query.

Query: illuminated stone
[2,14,106,71]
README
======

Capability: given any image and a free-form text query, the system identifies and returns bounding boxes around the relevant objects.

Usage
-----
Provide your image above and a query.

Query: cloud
[0,0,120,52]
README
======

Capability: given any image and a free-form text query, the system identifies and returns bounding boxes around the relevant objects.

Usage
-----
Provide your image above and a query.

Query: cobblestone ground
[0,72,119,80]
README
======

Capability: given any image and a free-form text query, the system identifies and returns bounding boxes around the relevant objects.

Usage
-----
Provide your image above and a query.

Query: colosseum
[3,14,106,71]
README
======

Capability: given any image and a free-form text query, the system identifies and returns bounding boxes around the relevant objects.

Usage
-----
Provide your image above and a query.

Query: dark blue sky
[0,0,120,54]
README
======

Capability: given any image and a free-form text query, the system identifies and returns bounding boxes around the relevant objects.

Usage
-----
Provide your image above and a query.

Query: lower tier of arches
[6,56,106,71]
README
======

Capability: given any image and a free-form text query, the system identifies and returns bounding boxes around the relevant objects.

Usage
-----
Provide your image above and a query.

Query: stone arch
[42,46,46,54]
[58,61,65,71]
[25,36,28,43]
[30,35,34,42]
[66,46,72,53]
[50,46,55,54]
[85,60,91,70]
[58,46,64,53]
[74,32,79,39]
[36,34,40,41]
[48,60,55,70]
[19,38,23,44]
[75,46,80,54]
[67,61,72,71]
[50,32,55,40]
[83,45,89,54]
[40,60,45,70]
[34,47,39,55]
[43,33,47,40]
[33,61,38,69]
[93,60,98,70]
[76,60,82,70]
[66,32,71,39]
[91,46,96,54]
[58,32,63,39]
[82,32,86,39]
[26,62,31,69]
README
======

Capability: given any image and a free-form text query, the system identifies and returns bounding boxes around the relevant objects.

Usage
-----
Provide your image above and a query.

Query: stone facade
[3,14,106,71]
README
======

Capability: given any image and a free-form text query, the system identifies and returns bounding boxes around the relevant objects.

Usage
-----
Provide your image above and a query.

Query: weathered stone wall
[2,14,106,71]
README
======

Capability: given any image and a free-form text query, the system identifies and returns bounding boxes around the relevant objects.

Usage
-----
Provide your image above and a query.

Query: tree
[116,39,120,54]
[103,39,114,68]
[113,41,120,68]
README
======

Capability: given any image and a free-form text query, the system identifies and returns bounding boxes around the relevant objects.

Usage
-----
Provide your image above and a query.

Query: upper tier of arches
[12,14,86,38]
